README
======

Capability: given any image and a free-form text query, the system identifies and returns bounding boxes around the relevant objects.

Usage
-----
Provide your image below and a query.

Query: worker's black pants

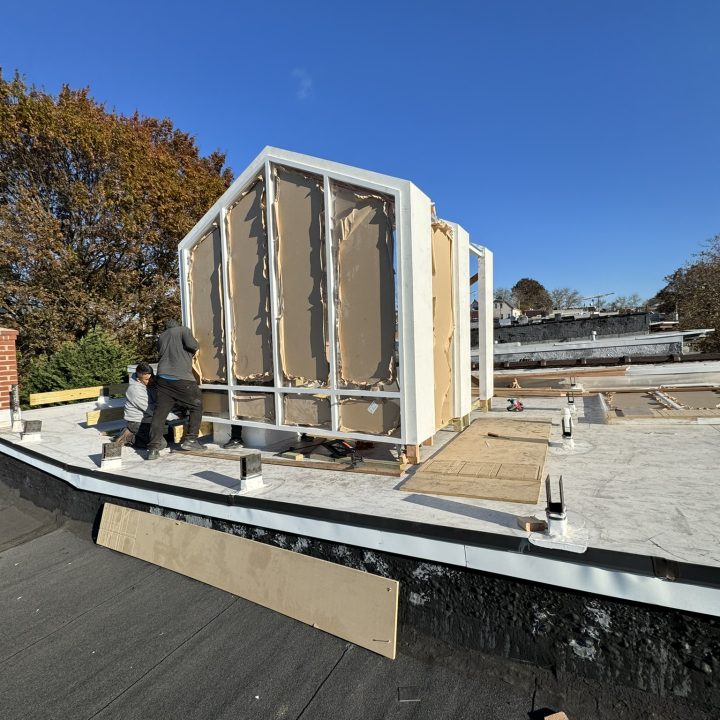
[148,378,203,450]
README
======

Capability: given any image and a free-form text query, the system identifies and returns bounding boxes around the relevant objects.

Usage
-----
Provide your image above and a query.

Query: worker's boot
[147,449,160,461]
[179,438,207,452]
[222,437,244,450]
[113,428,134,447]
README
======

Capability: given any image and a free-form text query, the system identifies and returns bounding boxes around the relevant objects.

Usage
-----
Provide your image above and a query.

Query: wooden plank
[493,387,591,397]
[30,386,103,406]
[97,504,399,658]
[30,383,129,407]
[264,456,404,478]
[86,407,125,426]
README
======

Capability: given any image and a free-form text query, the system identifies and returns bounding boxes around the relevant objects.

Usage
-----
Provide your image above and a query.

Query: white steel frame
[179,147,435,446]
[442,220,472,420]
[470,242,494,404]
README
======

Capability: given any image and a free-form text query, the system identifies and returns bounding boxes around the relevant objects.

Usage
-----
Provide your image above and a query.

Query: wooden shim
[86,407,124,426]
[97,504,399,658]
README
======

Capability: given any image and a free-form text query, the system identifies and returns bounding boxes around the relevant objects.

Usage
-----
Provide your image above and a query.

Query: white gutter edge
[2,442,718,618]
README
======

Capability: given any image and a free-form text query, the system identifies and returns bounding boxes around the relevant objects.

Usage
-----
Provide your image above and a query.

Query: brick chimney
[0,329,19,427]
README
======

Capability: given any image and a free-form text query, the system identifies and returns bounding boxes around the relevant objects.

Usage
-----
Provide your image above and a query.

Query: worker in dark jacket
[146,319,206,460]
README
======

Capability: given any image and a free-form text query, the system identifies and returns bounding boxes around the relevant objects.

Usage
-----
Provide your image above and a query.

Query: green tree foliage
[23,329,135,401]
[653,234,720,352]
[511,278,552,313]
[0,70,233,380]
[549,287,582,310]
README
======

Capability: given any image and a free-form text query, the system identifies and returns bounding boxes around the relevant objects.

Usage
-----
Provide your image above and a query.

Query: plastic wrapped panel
[234,392,276,422]
[283,394,331,428]
[333,184,396,389]
[274,167,329,385]
[339,397,401,437]
[432,222,454,428]
[188,227,227,383]
[227,178,274,381]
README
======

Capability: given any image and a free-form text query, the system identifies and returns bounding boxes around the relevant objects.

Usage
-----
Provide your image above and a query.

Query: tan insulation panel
[283,394,331,427]
[202,390,229,417]
[227,178,274,381]
[234,392,275,422]
[339,397,401,436]
[188,227,227,382]
[274,167,329,385]
[432,222,454,429]
[333,185,396,388]
[97,504,399,659]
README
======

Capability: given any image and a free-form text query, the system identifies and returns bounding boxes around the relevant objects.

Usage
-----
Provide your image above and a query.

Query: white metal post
[470,243,494,405]
[218,207,234,415]
[322,176,340,432]
[264,161,284,426]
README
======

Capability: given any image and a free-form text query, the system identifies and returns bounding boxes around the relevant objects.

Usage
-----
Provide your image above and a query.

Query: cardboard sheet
[400,417,551,503]
[97,504,399,659]
[339,397,401,436]
[274,167,329,385]
[431,222,454,428]
[283,393,331,428]
[227,178,274,381]
[188,227,227,382]
[333,184,396,388]
[234,392,275,422]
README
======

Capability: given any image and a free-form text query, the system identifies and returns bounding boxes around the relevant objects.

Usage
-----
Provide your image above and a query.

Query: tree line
[494,280,645,314]
[0,70,233,396]
[1,71,718,397]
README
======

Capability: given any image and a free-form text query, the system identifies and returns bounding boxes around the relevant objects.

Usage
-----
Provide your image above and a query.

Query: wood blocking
[97,504,399,658]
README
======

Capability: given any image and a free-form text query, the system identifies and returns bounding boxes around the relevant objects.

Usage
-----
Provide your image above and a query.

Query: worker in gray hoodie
[114,361,162,449]
[146,319,205,460]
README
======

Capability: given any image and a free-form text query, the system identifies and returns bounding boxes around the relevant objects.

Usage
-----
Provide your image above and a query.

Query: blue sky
[2,0,718,302]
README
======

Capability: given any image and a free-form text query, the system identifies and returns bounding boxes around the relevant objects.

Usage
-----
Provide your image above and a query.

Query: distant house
[493,299,520,321]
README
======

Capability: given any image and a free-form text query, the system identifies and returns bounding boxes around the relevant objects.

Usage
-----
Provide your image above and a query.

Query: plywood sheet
[333,184,396,388]
[97,504,399,659]
[400,417,551,503]
[234,392,275,422]
[284,394,331,428]
[274,167,328,385]
[189,227,227,382]
[431,222,454,429]
[227,178,274,381]
[339,397,401,436]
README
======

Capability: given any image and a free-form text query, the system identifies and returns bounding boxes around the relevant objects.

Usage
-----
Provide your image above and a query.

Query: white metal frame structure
[179,147,437,446]
[470,242,494,405]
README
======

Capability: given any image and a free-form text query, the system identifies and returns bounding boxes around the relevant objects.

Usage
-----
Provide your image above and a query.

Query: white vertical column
[471,243,494,406]
[179,249,190,328]
[264,161,284,426]
[448,222,471,419]
[218,207,234,415]
[400,183,435,445]
[323,176,340,432]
